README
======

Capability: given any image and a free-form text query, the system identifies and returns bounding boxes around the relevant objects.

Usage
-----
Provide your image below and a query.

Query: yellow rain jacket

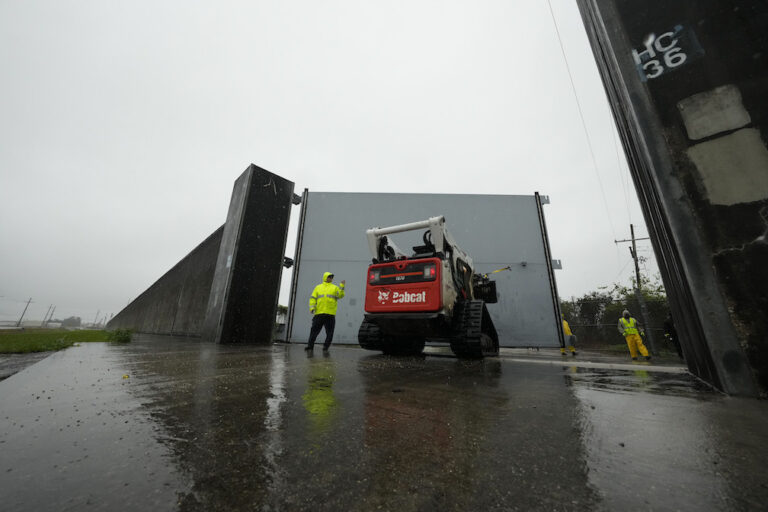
[619,317,640,336]
[562,319,573,336]
[309,272,345,315]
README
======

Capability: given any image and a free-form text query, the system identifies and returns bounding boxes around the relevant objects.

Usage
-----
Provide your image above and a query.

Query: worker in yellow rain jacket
[618,309,651,361]
[561,314,577,356]
[305,271,345,352]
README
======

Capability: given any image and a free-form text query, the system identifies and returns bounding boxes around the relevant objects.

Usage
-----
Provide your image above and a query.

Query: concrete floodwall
[109,164,296,343]
[577,0,768,396]
[108,226,223,336]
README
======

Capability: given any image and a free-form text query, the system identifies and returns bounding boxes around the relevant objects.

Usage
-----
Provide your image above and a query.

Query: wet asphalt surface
[0,352,50,381]
[1,336,767,511]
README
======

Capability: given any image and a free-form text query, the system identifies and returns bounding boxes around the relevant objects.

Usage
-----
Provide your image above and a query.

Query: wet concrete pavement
[0,352,51,381]
[1,336,767,511]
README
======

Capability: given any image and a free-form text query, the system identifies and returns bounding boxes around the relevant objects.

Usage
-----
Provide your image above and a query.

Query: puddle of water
[0,343,186,511]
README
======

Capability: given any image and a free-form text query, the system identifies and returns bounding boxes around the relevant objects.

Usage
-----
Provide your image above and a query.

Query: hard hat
[622,309,630,316]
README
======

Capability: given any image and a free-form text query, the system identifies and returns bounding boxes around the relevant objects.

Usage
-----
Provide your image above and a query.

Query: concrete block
[677,85,751,141]
[687,128,768,205]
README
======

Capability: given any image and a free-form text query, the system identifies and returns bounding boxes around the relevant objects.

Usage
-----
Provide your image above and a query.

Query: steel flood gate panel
[288,192,561,347]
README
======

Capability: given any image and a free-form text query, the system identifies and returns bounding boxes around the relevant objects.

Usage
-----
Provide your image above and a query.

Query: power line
[0,295,35,304]
[611,256,634,283]
[610,118,634,224]
[546,0,617,240]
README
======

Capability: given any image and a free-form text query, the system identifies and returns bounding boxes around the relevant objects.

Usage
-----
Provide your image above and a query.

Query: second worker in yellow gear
[561,314,577,356]
[618,309,651,361]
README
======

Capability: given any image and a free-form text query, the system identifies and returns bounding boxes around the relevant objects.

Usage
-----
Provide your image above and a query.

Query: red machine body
[358,216,499,358]
[364,257,442,313]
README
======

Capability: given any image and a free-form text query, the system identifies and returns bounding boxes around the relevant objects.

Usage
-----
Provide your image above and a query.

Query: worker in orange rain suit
[618,309,651,361]
[305,272,345,352]
[561,314,577,356]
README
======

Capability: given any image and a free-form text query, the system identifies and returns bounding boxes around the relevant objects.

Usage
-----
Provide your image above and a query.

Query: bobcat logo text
[392,291,426,304]
[377,289,427,305]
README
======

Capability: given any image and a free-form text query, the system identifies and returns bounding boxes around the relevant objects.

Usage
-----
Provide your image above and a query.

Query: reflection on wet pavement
[567,366,767,511]
[1,336,767,511]
[0,352,51,381]
[564,365,718,398]
[302,357,339,439]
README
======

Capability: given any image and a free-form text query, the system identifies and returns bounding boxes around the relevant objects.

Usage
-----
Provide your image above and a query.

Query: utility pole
[42,304,53,327]
[16,298,33,327]
[629,224,642,289]
[615,224,658,355]
[48,306,56,325]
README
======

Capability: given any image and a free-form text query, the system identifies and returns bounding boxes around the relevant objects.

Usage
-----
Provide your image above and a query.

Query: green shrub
[107,328,133,343]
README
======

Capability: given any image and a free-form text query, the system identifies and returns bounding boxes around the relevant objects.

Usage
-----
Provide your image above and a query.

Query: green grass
[0,329,116,354]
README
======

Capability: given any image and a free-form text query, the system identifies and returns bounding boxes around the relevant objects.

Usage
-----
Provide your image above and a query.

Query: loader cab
[375,227,447,263]
[410,229,439,259]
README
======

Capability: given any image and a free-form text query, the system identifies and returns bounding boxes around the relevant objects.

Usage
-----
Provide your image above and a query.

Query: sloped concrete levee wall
[577,0,768,396]
[109,164,295,344]
[108,226,223,336]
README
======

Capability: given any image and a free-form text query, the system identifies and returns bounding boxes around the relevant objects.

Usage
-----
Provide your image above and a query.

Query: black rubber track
[358,319,384,351]
[450,300,499,358]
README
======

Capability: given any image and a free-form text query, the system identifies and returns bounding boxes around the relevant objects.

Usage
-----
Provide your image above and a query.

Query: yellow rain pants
[625,333,650,358]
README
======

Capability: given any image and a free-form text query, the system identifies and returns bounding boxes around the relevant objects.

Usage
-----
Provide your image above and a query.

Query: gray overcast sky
[0,0,658,323]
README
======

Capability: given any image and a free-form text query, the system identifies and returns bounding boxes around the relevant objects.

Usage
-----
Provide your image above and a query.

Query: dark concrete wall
[203,164,295,344]
[578,0,768,396]
[108,226,223,336]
